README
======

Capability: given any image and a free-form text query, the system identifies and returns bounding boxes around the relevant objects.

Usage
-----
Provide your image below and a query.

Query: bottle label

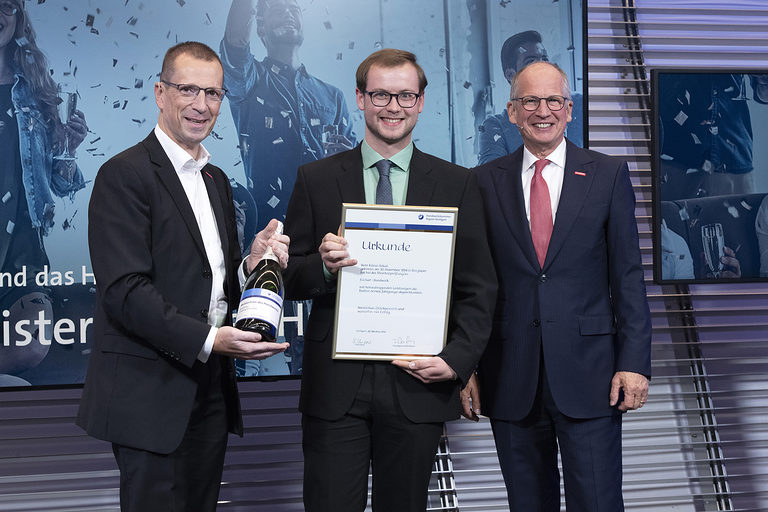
[236,288,284,327]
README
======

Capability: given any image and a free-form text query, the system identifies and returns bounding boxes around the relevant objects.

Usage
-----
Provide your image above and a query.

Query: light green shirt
[360,140,413,205]
[323,141,414,281]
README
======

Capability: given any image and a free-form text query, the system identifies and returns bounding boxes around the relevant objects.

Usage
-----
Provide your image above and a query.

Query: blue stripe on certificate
[345,222,454,232]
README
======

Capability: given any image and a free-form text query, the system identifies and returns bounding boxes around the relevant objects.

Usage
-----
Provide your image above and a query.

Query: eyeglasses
[364,90,421,108]
[514,95,570,112]
[160,80,227,102]
[0,2,18,16]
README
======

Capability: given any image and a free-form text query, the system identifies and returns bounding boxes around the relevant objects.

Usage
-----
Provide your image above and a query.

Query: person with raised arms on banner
[465,61,652,511]
[221,0,357,376]
[283,48,497,511]
[77,41,290,512]
[221,0,355,224]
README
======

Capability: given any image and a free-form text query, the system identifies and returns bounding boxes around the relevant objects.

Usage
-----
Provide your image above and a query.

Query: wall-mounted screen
[652,68,768,284]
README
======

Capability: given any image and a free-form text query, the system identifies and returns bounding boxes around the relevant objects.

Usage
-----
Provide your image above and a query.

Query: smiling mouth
[381,118,403,126]
[186,117,209,126]
[533,123,553,128]
[274,22,299,33]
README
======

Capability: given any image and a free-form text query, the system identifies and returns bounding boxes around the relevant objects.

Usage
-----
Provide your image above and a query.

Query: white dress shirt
[521,138,567,227]
[154,125,226,362]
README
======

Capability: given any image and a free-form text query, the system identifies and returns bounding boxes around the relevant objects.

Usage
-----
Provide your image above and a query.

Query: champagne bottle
[234,222,284,341]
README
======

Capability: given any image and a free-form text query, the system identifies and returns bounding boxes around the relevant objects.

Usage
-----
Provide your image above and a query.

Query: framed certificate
[332,204,458,360]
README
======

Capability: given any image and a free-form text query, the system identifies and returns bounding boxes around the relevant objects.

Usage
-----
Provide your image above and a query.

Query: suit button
[538,273,548,283]
[533,319,541,327]
[203,269,212,279]
[201,309,208,318]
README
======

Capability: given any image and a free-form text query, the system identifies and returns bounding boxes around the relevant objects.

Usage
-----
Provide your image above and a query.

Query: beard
[267,26,304,46]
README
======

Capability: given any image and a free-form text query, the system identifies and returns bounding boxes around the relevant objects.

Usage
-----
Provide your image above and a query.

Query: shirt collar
[263,56,306,78]
[361,139,413,174]
[522,138,567,174]
[154,124,211,174]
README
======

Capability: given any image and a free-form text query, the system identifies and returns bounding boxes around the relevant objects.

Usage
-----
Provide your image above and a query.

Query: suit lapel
[145,133,208,259]
[494,150,541,271]
[202,166,230,262]
[404,147,437,205]
[336,146,366,204]
[543,141,596,268]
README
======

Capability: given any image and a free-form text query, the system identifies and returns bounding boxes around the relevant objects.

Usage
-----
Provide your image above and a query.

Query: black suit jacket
[77,132,243,454]
[474,140,652,421]
[283,145,497,423]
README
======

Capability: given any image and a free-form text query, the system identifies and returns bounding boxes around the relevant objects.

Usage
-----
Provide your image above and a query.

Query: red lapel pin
[574,171,586,176]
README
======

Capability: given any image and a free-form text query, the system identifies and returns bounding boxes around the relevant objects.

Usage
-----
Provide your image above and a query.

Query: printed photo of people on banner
[654,69,768,283]
[0,0,583,387]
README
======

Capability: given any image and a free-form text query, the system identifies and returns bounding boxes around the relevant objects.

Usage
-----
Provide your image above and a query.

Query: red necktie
[530,159,552,268]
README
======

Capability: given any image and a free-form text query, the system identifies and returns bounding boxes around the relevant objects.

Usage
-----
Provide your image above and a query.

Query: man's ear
[506,101,517,125]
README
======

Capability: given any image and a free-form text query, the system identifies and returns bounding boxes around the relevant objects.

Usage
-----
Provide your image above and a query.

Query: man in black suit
[283,49,497,511]
[77,41,289,512]
[464,61,652,511]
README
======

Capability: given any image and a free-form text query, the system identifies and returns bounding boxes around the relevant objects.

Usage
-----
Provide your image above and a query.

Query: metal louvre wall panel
[0,380,306,511]
[627,1,768,510]
[2,1,768,511]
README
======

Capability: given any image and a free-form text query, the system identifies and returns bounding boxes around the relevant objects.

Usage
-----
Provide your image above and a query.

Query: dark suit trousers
[302,363,443,512]
[490,363,624,512]
[111,357,229,512]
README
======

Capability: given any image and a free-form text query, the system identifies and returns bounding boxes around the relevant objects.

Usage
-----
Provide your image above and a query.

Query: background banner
[0,0,584,387]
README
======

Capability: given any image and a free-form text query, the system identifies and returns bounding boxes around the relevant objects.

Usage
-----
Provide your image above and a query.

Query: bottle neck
[262,246,279,263]
[259,220,283,264]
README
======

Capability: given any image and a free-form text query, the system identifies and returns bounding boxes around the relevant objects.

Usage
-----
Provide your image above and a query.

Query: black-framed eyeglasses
[160,80,227,102]
[514,95,570,112]
[364,90,421,108]
[0,2,18,16]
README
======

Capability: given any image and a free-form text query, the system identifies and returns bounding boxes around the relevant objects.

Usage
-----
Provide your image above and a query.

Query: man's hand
[703,246,741,279]
[609,371,649,412]
[248,218,290,270]
[720,246,742,278]
[460,373,482,421]
[212,326,289,360]
[319,230,357,274]
[751,73,768,103]
[391,357,456,384]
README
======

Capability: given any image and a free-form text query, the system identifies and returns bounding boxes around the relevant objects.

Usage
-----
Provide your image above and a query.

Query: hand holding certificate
[332,204,457,360]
